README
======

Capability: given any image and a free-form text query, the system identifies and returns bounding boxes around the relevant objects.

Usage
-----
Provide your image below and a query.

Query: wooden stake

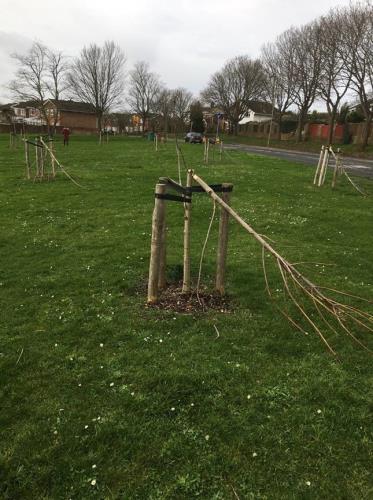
[147,183,167,303]
[219,140,223,160]
[321,147,330,186]
[158,194,167,290]
[314,145,325,185]
[216,183,233,295]
[35,143,39,178]
[39,137,44,179]
[51,141,56,178]
[25,141,30,180]
[182,170,193,293]
[332,148,343,189]
[155,133,158,152]
[318,147,329,186]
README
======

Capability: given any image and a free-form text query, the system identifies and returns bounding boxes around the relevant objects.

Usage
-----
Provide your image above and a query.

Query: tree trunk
[296,116,303,142]
[277,114,283,141]
[41,106,50,136]
[97,113,103,132]
[296,111,306,142]
[361,116,372,151]
[233,121,239,136]
[327,111,336,146]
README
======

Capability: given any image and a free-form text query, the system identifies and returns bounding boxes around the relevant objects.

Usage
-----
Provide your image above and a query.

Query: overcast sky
[0,0,353,108]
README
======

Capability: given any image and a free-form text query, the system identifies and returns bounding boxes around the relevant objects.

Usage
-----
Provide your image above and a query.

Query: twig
[196,199,216,306]
[290,261,336,267]
[213,324,220,339]
[176,145,182,185]
[342,168,367,196]
[231,484,241,500]
[16,347,24,365]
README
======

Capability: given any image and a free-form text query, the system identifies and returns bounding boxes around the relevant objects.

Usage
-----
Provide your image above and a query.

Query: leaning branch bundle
[40,139,83,188]
[192,171,372,356]
[314,145,367,196]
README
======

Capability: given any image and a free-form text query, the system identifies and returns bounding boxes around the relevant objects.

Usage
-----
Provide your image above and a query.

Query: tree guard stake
[147,183,167,303]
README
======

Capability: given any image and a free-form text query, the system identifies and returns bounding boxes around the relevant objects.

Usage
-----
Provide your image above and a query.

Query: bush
[280,121,297,134]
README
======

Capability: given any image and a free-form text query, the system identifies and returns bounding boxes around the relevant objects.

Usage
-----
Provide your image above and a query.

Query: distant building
[45,100,98,130]
[239,101,275,125]
[202,107,229,133]
[0,99,98,131]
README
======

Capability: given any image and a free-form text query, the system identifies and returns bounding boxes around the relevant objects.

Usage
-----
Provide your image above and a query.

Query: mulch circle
[145,283,232,314]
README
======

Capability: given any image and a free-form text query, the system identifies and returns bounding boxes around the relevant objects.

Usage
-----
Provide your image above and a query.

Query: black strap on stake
[158,177,187,194]
[155,193,191,203]
[158,177,233,195]
[25,140,44,148]
[187,184,233,194]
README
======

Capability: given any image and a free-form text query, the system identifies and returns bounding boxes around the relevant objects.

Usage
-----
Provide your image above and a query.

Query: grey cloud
[0,0,352,104]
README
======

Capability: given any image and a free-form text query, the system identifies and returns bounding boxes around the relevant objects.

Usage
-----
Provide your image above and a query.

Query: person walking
[62,127,70,146]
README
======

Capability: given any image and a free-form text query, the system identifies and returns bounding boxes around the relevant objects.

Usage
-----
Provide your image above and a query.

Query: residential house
[0,100,98,131]
[202,107,229,133]
[239,101,274,127]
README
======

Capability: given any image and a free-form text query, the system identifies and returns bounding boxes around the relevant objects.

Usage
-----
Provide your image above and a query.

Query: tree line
[203,1,373,148]
[6,1,373,148]
[7,41,193,134]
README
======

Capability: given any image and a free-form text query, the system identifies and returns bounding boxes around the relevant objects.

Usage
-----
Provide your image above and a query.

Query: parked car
[184,132,203,143]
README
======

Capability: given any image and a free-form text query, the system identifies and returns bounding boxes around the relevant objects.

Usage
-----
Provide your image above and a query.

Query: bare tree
[127,61,161,132]
[46,49,68,102]
[317,10,353,145]
[9,42,49,125]
[202,56,266,135]
[68,41,126,131]
[45,49,69,131]
[342,1,373,150]
[170,87,193,132]
[261,36,296,140]
[154,88,173,133]
[9,42,69,132]
[290,23,322,142]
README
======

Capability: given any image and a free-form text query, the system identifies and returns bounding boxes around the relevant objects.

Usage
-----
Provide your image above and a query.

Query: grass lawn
[0,134,372,499]
[222,133,373,159]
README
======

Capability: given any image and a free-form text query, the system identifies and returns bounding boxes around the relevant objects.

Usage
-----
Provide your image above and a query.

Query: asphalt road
[225,143,373,179]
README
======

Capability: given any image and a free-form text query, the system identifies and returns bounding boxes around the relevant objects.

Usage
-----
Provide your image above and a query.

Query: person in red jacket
[62,127,70,146]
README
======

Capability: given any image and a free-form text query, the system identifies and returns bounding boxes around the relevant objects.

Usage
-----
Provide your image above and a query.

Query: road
[224,143,373,179]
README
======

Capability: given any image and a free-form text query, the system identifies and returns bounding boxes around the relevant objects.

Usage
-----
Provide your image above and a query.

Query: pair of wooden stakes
[203,139,224,164]
[24,136,56,181]
[147,170,233,303]
[314,145,343,188]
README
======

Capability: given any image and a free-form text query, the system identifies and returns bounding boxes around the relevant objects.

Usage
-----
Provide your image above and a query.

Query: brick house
[1,100,98,132]
[44,100,98,130]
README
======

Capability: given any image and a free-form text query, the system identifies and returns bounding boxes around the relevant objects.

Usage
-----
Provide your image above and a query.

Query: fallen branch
[40,139,84,188]
[191,170,372,355]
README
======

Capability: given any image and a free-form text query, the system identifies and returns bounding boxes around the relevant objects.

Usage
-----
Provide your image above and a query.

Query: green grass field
[0,134,372,499]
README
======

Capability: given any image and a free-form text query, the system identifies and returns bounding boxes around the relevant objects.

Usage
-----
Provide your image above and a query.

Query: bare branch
[127,61,161,131]
[68,41,126,130]
[201,56,267,135]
